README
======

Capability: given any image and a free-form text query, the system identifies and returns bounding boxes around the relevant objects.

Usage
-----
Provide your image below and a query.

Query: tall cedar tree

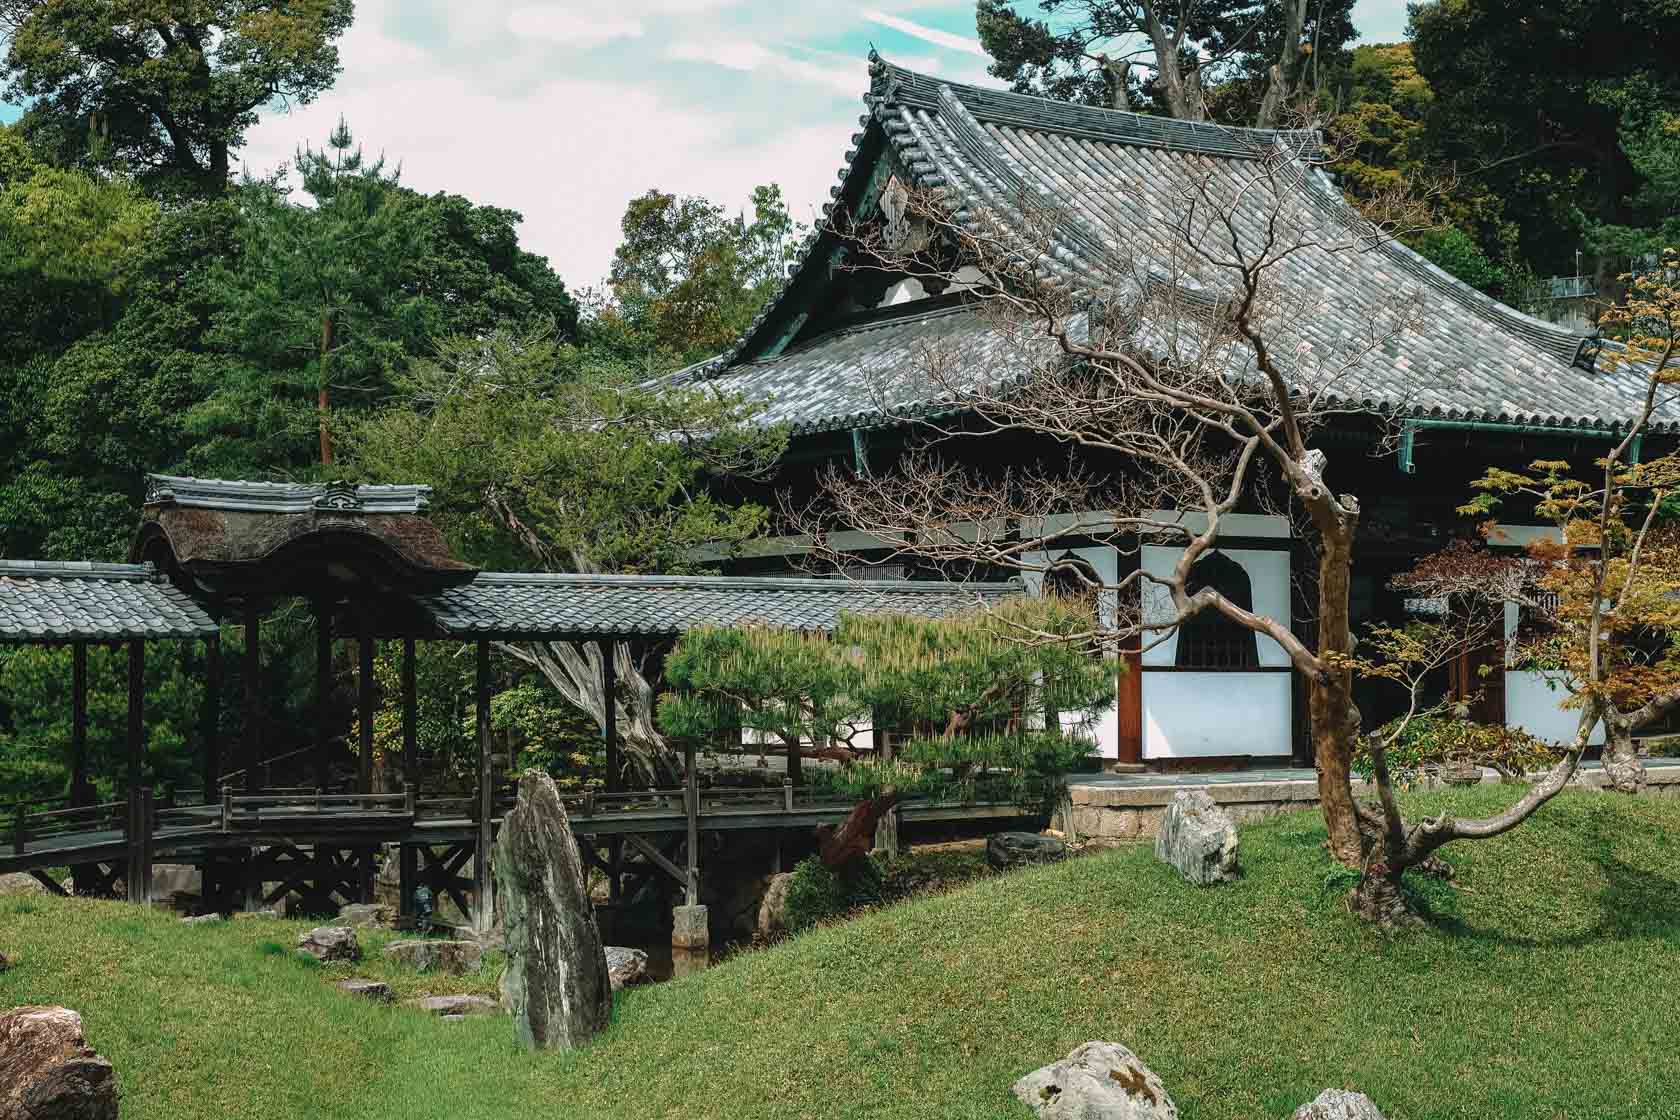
[0,0,353,196]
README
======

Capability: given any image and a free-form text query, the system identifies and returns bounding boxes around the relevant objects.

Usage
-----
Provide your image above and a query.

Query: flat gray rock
[337,903,392,929]
[1154,790,1239,885]
[1291,1089,1386,1119]
[987,831,1067,871]
[495,770,611,1049]
[1013,1041,1178,1119]
[382,939,483,975]
[296,926,360,963]
[404,994,499,1017]
[180,913,223,925]
[337,979,394,1003]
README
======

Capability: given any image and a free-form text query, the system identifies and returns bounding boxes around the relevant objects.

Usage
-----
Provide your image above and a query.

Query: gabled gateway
[682,54,1661,766]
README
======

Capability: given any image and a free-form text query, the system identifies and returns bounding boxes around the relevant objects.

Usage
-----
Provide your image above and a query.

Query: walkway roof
[0,561,219,643]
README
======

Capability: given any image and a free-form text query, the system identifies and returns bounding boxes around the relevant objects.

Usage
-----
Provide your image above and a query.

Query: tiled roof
[0,561,219,643]
[145,475,431,514]
[412,572,1023,638]
[684,55,1679,436]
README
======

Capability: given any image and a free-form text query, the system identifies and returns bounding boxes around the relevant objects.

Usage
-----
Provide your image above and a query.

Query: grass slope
[4,786,1680,1120]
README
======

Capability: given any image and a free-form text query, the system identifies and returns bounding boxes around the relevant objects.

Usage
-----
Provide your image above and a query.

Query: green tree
[659,597,1117,870]
[596,183,804,367]
[347,326,786,780]
[975,0,1358,124]
[0,0,354,196]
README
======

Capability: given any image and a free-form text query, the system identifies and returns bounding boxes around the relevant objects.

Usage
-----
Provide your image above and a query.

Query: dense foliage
[781,854,885,933]
[1354,715,1561,789]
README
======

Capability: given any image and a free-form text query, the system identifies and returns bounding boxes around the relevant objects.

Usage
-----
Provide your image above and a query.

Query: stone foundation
[1058,759,1680,842]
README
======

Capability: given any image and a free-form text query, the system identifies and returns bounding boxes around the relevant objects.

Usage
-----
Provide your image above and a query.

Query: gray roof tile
[0,561,219,643]
[414,572,1022,638]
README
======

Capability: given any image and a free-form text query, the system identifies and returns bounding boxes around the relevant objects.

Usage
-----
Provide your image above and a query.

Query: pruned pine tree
[659,596,1117,872]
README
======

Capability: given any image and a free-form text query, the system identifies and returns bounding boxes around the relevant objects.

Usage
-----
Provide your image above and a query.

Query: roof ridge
[464,572,1023,593]
[0,560,157,581]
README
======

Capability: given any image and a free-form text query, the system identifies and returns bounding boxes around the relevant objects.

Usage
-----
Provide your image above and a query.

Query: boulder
[296,925,360,964]
[0,1006,119,1120]
[336,979,394,1004]
[234,910,278,920]
[986,831,1068,871]
[338,903,393,929]
[404,994,500,1017]
[493,770,611,1050]
[150,863,200,900]
[1013,1041,1177,1119]
[382,939,483,975]
[0,873,46,898]
[756,872,793,938]
[604,947,649,991]
[1153,790,1239,885]
[1291,1089,1386,1119]
[180,913,224,926]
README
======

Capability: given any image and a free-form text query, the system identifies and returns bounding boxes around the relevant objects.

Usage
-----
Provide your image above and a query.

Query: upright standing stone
[494,770,611,1050]
[1153,790,1239,885]
[0,1006,119,1120]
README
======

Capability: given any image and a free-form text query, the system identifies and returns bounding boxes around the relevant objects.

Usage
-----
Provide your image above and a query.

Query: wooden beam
[623,833,688,888]
[684,739,699,906]
[202,633,221,804]
[316,601,333,792]
[1116,543,1144,765]
[70,643,88,805]
[474,639,494,933]
[600,642,620,793]
[126,640,144,791]
[242,603,262,796]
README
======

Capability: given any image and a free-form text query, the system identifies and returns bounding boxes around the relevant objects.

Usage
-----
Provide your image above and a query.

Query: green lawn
[4,786,1680,1119]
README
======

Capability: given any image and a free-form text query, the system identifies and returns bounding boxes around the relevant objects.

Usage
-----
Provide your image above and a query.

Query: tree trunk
[1601,719,1647,795]
[1312,530,1364,866]
[318,312,335,466]
[1255,0,1309,129]
[1098,55,1131,111]
[817,794,900,870]
[1348,864,1419,928]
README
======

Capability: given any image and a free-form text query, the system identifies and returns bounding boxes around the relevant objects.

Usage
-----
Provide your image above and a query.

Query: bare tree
[787,128,1500,873]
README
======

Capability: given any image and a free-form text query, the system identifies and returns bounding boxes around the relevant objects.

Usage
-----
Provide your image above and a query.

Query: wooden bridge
[4,780,1027,921]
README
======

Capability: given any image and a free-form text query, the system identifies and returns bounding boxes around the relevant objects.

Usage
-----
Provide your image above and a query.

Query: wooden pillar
[684,739,699,907]
[473,639,494,933]
[70,643,89,805]
[1116,542,1144,766]
[315,602,333,792]
[126,640,145,791]
[125,785,153,906]
[400,637,419,919]
[242,603,262,795]
[358,622,375,796]
[600,642,620,793]
[873,722,899,858]
[201,633,221,803]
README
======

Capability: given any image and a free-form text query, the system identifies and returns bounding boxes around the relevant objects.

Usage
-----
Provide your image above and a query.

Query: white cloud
[507,8,645,46]
[861,9,986,56]
[666,40,865,96]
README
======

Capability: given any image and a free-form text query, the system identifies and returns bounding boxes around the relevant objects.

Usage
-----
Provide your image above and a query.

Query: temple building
[675,54,1679,768]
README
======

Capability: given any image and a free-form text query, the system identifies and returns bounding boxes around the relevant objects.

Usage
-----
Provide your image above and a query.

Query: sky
[0,0,1412,289]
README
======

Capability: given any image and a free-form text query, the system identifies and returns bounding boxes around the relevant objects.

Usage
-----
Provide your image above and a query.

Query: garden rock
[404,994,499,1017]
[338,903,392,929]
[1013,1041,1177,1119]
[336,979,393,1003]
[0,874,46,897]
[180,913,223,925]
[605,947,649,991]
[382,939,483,975]
[0,1005,119,1120]
[1290,1089,1386,1119]
[493,770,611,1050]
[756,872,793,937]
[987,831,1067,871]
[296,925,360,963]
[1154,790,1239,885]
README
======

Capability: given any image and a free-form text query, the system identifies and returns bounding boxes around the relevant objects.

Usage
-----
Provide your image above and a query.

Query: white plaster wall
[1143,673,1293,758]
[1023,545,1120,758]
[1139,545,1292,667]
[1502,600,1603,745]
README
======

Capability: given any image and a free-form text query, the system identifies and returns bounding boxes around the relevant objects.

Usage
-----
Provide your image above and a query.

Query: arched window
[1176,551,1260,669]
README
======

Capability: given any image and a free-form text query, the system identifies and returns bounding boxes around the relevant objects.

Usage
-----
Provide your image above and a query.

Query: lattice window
[1175,551,1260,669]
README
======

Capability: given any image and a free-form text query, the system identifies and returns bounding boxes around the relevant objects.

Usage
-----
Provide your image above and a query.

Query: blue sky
[1,0,1411,285]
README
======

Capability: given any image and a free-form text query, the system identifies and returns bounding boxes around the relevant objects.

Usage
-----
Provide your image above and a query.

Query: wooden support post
[126,640,144,792]
[242,603,263,796]
[70,642,89,805]
[358,622,375,796]
[873,726,899,858]
[684,740,699,907]
[399,638,419,919]
[316,601,333,792]
[12,800,26,856]
[125,786,154,906]
[474,640,494,934]
[202,633,221,804]
[600,643,620,793]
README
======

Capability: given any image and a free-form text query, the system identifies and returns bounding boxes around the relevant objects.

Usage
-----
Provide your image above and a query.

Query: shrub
[782,855,883,933]
[1354,715,1562,789]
